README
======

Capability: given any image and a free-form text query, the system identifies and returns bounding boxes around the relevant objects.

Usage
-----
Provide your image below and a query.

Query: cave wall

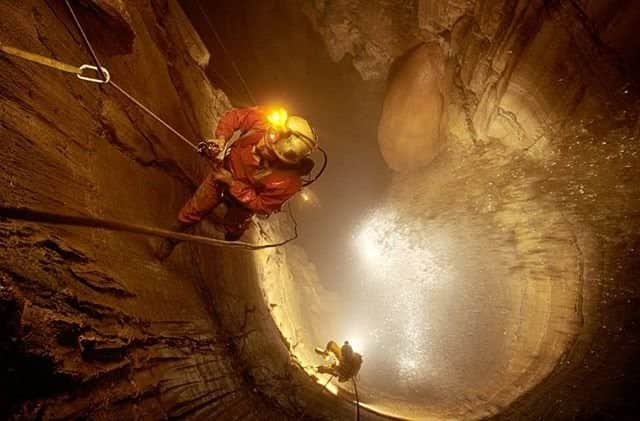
[301,0,640,419]
[0,1,282,418]
[175,0,639,418]
[2,0,639,420]
[377,43,448,171]
[302,0,638,160]
[0,1,389,419]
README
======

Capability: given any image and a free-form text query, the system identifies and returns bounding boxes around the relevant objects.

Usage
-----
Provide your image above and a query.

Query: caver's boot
[154,237,181,260]
[316,365,336,375]
[314,347,330,358]
[154,221,191,260]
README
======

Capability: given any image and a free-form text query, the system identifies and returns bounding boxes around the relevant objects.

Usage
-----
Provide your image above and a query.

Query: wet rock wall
[302,0,640,419]
[0,0,280,418]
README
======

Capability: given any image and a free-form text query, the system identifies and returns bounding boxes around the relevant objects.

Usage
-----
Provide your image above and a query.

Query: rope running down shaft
[0,206,295,251]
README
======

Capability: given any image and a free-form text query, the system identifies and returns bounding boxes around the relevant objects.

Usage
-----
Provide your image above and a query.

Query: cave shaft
[1,0,640,420]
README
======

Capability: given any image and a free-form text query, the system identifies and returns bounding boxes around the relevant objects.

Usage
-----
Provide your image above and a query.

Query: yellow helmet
[266,111,318,164]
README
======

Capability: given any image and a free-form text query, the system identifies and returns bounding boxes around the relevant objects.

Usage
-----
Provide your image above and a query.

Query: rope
[321,374,335,391]
[108,80,199,151]
[302,146,328,187]
[191,2,329,189]
[60,1,303,243]
[0,2,301,249]
[1,2,200,151]
[0,45,197,151]
[195,0,257,105]
[66,0,199,150]
[67,0,201,150]
[63,0,106,81]
[297,375,334,420]
[0,44,81,74]
[352,378,361,421]
[0,206,296,251]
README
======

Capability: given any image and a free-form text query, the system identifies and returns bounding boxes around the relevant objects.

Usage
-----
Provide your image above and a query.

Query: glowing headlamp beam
[267,108,288,129]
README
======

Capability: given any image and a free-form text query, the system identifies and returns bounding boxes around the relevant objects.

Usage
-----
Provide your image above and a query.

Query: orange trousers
[178,173,253,239]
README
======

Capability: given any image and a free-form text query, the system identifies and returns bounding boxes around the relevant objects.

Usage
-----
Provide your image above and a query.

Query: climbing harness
[0,0,298,249]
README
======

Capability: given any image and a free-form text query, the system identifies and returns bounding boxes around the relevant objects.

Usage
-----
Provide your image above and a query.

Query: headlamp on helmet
[264,108,318,165]
[267,108,288,131]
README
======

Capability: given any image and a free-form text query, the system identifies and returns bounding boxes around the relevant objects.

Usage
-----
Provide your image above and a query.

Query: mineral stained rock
[377,43,448,171]
[0,1,355,420]
[2,0,640,420]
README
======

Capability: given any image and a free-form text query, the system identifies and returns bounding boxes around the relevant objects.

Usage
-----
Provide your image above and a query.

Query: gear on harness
[197,140,222,158]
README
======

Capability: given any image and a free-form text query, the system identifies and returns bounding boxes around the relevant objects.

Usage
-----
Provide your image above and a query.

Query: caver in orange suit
[178,107,312,240]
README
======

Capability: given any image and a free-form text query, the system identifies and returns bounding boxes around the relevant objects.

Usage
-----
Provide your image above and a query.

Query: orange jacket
[215,107,303,215]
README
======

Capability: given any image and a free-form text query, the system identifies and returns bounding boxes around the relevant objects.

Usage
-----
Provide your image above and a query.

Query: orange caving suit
[178,107,303,238]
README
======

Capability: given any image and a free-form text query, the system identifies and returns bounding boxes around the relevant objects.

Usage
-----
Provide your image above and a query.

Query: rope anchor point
[77,64,110,84]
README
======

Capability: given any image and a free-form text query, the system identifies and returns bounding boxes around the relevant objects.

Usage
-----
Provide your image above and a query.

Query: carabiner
[77,64,110,84]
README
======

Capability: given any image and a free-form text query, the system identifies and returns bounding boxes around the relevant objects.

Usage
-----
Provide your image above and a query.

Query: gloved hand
[197,139,223,160]
[211,167,234,185]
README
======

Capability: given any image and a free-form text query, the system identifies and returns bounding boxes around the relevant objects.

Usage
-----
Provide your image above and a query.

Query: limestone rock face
[300,0,421,80]
[84,0,132,25]
[79,0,135,56]
[295,0,640,419]
[0,1,387,419]
[304,0,638,165]
[167,0,210,67]
[377,44,448,171]
[2,0,640,420]
[0,1,283,419]
[417,0,473,33]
